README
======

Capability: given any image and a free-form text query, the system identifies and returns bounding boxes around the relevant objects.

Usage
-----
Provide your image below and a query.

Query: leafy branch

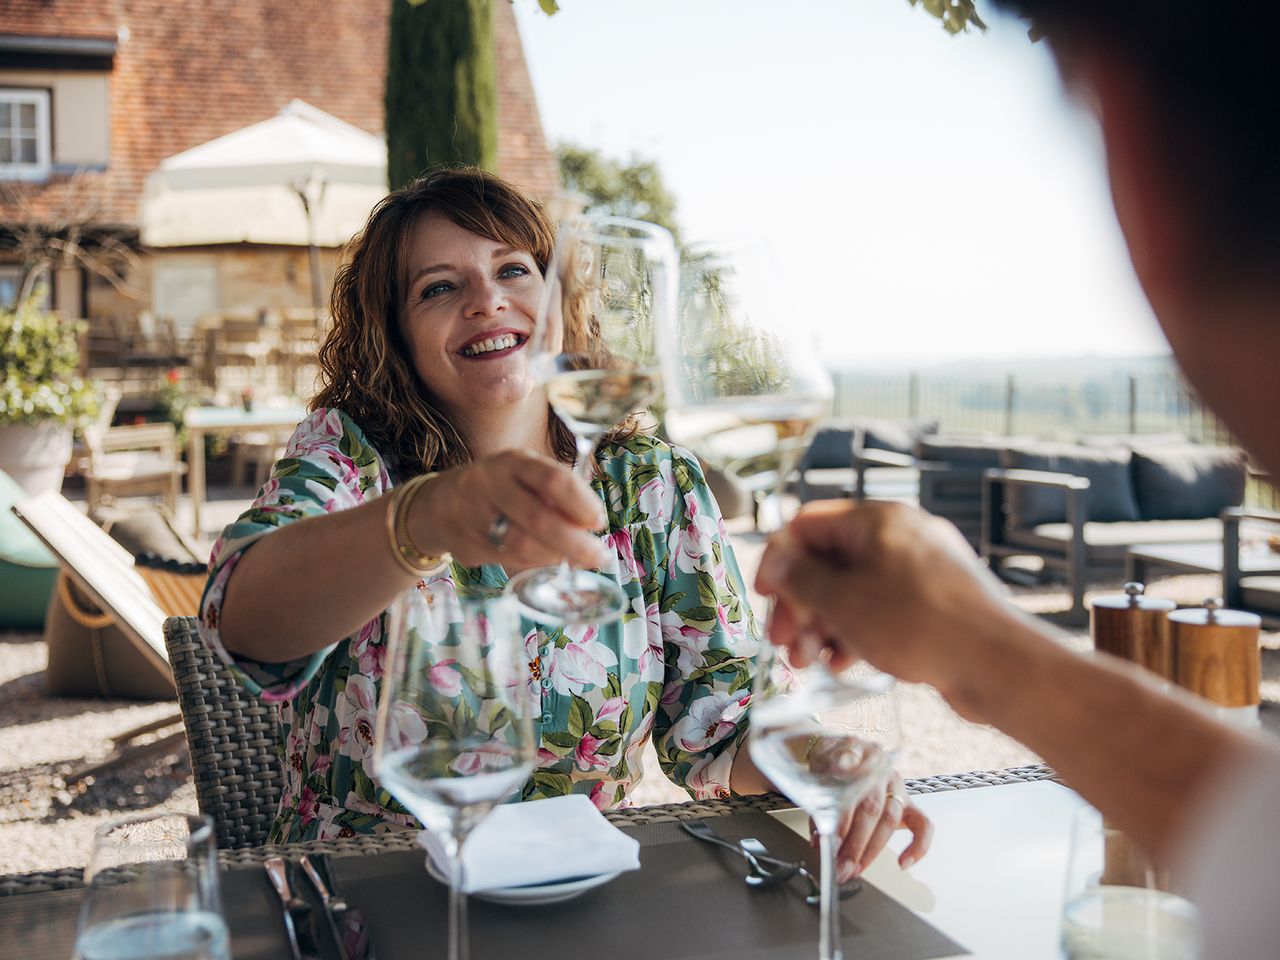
[906,0,987,35]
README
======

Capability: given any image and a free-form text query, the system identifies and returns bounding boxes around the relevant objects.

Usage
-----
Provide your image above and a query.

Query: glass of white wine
[663,245,832,532]
[1061,805,1201,959]
[373,583,535,960]
[750,648,900,960]
[507,214,678,625]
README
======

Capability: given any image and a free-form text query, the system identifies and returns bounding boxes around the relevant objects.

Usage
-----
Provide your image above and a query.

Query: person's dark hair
[313,167,638,477]
[991,0,1279,274]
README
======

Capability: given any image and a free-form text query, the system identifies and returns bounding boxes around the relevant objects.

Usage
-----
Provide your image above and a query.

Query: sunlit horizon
[513,0,1172,370]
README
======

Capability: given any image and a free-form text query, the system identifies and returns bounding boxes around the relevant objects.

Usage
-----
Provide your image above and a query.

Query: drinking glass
[507,214,678,625]
[663,244,833,532]
[1061,805,1201,959]
[373,582,536,960]
[749,648,900,960]
[73,812,228,960]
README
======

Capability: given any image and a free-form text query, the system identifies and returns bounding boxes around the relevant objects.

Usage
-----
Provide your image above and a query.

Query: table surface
[1128,538,1280,574]
[184,404,309,430]
[0,768,1077,960]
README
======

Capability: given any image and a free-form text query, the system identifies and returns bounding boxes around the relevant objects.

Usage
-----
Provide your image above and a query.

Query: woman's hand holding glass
[406,450,608,570]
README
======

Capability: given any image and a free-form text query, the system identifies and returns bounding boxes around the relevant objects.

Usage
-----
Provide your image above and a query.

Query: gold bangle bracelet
[385,472,451,575]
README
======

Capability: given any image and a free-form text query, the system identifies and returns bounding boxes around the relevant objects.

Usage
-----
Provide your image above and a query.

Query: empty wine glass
[507,214,678,625]
[73,812,227,960]
[662,244,833,532]
[373,582,535,960]
[750,648,901,960]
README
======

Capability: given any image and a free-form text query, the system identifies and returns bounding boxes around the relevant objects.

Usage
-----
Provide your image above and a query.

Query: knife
[264,856,323,960]
[300,853,376,960]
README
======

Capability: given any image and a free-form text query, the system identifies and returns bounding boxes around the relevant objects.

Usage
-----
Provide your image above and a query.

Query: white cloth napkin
[416,794,641,893]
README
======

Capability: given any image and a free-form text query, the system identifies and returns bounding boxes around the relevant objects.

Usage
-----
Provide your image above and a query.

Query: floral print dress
[198,408,761,842]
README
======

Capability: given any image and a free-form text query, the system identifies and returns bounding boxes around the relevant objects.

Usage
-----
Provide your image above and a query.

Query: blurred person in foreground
[199,167,930,871]
[756,1,1280,955]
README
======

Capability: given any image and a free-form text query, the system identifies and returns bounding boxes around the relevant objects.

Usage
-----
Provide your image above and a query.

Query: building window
[0,89,52,180]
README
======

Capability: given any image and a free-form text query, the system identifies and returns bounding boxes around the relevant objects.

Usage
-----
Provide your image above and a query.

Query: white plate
[424,857,621,906]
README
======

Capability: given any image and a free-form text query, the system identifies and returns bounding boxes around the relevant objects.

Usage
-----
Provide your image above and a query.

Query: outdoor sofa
[982,440,1247,622]
[792,419,937,504]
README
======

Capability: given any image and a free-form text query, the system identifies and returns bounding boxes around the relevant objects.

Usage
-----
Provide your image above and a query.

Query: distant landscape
[830,354,1230,444]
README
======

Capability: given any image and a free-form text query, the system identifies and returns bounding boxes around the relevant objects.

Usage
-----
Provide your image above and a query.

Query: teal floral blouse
[198,408,761,843]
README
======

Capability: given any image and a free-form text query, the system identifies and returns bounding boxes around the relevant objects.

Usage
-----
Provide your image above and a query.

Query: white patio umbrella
[141,99,388,308]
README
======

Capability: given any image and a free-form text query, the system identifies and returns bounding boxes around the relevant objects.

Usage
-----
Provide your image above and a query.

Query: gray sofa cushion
[854,418,938,456]
[1240,576,1280,615]
[1006,518,1223,562]
[914,436,1009,467]
[1130,444,1247,520]
[999,443,1140,527]
[801,427,855,470]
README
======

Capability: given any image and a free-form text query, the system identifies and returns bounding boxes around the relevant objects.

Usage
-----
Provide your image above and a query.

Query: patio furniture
[983,441,1247,623]
[184,402,308,535]
[0,765,1063,959]
[79,389,186,515]
[163,615,283,850]
[914,436,1013,551]
[793,419,935,505]
[1221,507,1280,627]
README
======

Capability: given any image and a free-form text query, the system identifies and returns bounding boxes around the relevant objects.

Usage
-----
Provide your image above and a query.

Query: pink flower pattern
[198,412,760,843]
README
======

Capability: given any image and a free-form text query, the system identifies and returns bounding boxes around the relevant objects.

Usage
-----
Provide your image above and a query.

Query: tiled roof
[0,0,559,227]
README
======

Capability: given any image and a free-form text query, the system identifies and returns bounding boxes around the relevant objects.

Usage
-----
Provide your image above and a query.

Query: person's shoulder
[290,407,381,455]
[598,433,708,484]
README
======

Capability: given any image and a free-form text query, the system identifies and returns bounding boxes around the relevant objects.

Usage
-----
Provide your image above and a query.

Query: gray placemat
[331,812,966,960]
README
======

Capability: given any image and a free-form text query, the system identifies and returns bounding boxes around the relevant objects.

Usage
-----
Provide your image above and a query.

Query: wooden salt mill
[1090,582,1175,683]
[1169,597,1261,728]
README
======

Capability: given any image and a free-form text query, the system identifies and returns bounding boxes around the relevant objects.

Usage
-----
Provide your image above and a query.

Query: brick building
[0,0,560,326]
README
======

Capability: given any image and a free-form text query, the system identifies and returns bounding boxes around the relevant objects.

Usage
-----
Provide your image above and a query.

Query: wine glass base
[507,568,627,626]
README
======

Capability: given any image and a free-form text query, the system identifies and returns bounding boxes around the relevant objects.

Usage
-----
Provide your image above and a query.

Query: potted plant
[0,291,98,495]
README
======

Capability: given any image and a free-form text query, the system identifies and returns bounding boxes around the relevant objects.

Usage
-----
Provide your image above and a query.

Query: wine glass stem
[816,818,843,960]
[446,829,469,960]
[558,432,601,582]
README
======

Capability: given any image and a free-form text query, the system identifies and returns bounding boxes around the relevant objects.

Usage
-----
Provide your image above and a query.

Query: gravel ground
[3,507,1276,876]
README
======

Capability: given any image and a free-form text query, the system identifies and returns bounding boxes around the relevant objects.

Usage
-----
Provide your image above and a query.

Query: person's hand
[814,771,932,879]
[410,450,608,569]
[755,499,1022,688]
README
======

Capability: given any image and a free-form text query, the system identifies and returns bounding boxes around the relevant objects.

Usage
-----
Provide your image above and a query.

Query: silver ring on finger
[487,512,510,551]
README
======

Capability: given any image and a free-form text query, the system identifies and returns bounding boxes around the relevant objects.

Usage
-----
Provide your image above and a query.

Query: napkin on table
[416,794,641,893]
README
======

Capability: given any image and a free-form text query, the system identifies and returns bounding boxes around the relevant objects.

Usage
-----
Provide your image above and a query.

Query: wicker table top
[0,763,1054,897]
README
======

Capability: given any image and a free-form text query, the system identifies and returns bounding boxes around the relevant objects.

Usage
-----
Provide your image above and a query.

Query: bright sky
[512,0,1172,369]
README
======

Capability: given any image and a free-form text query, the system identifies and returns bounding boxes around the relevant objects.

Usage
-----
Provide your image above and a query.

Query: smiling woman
[191,169,801,846]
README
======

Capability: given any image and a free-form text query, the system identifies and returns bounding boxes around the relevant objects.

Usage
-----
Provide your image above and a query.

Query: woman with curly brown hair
[196,168,930,872]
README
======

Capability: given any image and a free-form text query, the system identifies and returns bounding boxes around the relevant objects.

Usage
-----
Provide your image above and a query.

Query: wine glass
[663,244,833,532]
[507,214,678,625]
[750,648,901,960]
[73,812,228,960]
[373,582,535,960]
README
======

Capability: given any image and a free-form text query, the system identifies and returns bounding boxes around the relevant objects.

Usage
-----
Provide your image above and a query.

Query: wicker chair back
[163,616,283,849]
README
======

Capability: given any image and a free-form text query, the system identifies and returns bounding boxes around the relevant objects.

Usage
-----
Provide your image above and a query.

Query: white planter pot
[0,421,73,496]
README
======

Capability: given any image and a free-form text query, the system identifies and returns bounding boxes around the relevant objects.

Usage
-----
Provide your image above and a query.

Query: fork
[739,839,863,906]
[681,820,800,886]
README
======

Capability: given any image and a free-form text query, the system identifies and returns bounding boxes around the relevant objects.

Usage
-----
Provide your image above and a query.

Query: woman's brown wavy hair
[312,167,638,479]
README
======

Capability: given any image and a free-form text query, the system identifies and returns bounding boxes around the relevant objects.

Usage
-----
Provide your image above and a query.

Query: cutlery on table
[738,837,863,906]
[264,856,322,960]
[681,820,799,887]
[300,853,376,960]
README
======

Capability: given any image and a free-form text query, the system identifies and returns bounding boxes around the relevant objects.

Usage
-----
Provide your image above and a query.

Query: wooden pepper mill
[1169,597,1261,728]
[1090,582,1176,683]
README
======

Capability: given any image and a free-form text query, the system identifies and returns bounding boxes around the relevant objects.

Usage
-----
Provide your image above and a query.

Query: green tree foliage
[906,0,987,34]
[388,0,498,188]
[556,143,681,243]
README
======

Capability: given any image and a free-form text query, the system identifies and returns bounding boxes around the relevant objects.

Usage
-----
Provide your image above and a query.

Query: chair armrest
[983,467,1091,492]
[1221,505,1280,527]
[99,422,178,453]
[853,449,915,470]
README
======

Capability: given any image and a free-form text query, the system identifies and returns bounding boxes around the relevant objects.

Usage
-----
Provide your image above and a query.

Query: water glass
[1061,805,1200,959]
[74,812,228,960]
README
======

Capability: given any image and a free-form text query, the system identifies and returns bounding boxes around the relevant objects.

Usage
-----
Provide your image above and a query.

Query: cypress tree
[386,0,498,189]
